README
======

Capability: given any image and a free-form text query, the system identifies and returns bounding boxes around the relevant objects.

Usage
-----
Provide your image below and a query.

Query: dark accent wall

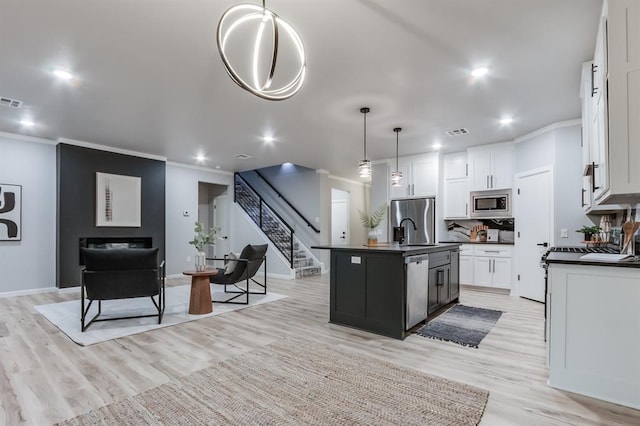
[57,143,166,288]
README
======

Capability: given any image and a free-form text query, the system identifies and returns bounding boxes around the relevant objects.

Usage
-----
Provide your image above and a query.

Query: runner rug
[416,304,503,348]
[57,338,489,425]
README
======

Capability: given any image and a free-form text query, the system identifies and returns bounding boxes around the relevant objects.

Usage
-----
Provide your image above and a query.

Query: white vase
[195,251,207,272]
[367,229,378,246]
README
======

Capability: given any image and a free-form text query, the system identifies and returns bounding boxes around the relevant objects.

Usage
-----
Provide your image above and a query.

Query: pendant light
[216,1,306,101]
[358,107,372,178]
[391,127,403,187]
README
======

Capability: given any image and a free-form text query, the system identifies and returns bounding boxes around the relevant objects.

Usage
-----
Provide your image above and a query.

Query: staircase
[234,174,321,278]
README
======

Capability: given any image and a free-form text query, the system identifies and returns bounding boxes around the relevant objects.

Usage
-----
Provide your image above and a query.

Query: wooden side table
[182,269,218,314]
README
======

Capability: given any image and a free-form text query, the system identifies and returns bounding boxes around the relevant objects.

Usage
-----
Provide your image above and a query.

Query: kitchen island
[312,243,460,339]
[544,253,640,409]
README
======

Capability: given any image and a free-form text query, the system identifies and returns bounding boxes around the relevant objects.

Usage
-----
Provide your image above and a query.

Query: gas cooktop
[548,246,619,254]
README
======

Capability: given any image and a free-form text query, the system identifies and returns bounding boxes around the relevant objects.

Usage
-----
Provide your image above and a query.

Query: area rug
[56,338,489,426]
[416,304,503,348]
[34,285,287,346]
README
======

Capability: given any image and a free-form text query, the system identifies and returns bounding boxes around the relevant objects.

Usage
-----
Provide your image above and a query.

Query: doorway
[198,182,229,262]
[331,188,350,245]
[515,167,553,303]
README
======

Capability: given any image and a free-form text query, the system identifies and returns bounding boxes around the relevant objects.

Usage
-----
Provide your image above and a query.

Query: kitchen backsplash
[445,219,515,243]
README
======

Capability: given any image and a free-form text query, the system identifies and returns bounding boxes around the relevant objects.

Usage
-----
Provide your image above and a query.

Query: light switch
[560,228,568,238]
[351,256,361,264]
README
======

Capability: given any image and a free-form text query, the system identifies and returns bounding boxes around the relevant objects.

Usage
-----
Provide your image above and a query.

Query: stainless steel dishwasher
[405,253,429,330]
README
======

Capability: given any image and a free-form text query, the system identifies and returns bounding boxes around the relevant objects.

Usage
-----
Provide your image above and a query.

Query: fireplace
[79,237,152,265]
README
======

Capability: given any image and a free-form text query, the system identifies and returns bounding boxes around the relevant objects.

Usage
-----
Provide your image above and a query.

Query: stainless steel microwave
[470,189,512,218]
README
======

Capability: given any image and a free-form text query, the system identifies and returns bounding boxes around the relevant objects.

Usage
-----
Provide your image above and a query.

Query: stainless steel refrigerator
[389,198,436,244]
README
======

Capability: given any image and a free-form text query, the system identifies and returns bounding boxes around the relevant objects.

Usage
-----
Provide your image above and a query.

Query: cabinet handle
[411,183,414,196]
[465,203,468,216]
[437,269,444,286]
[484,250,500,253]
[581,188,586,207]
[465,163,468,177]
[486,175,490,188]
[490,175,494,188]
[488,260,491,273]
[591,161,600,192]
[591,63,598,97]
[493,259,496,273]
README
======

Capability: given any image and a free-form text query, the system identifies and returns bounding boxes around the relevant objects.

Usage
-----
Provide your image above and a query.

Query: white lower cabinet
[459,244,473,285]
[461,244,512,290]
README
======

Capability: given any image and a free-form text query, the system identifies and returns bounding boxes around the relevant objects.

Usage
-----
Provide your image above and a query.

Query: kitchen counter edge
[311,243,461,255]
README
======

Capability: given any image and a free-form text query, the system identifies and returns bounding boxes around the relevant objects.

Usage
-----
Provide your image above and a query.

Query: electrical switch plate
[560,228,568,238]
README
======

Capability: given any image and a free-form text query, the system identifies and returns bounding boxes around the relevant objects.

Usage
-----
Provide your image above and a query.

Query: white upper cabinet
[592,0,640,205]
[389,153,438,199]
[468,142,514,191]
[443,151,468,179]
[443,152,469,219]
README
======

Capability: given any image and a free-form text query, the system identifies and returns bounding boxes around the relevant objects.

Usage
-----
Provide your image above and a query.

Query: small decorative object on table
[359,204,386,246]
[189,221,218,271]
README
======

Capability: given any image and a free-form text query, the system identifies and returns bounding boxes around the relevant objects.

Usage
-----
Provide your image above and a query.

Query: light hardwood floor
[1,274,639,425]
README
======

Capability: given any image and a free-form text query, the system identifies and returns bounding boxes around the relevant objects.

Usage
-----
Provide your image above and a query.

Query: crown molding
[513,119,581,144]
[57,137,167,161]
[328,174,369,187]
[0,130,56,145]
[166,161,234,175]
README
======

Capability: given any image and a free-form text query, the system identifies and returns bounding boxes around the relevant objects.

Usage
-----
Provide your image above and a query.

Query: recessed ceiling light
[432,142,442,150]
[215,166,221,169]
[19,120,34,127]
[471,67,488,77]
[262,135,275,143]
[196,154,206,163]
[499,117,514,125]
[53,69,74,80]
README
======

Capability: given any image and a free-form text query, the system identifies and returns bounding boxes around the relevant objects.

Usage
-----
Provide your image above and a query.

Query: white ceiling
[0,0,601,181]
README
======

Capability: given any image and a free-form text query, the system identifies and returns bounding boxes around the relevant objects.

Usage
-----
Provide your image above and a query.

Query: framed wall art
[95,172,141,227]
[0,183,21,241]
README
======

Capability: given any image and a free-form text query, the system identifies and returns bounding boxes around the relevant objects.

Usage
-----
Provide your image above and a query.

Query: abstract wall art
[0,183,21,241]
[95,172,141,227]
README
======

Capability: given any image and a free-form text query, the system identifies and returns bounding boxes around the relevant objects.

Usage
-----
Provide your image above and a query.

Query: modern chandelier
[391,127,403,187]
[216,1,306,101]
[358,107,372,178]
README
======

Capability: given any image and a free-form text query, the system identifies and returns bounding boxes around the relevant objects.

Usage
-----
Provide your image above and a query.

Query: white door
[213,194,230,259]
[515,168,552,302]
[331,189,350,245]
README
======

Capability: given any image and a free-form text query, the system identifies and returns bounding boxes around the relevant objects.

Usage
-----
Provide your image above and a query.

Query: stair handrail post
[290,232,294,269]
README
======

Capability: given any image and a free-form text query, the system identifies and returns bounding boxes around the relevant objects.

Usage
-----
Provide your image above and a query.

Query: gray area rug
[57,338,489,425]
[416,304,503,348]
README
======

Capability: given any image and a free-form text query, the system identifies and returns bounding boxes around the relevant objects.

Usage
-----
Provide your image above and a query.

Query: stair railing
[254,170,320,233]
[234,173,294,267]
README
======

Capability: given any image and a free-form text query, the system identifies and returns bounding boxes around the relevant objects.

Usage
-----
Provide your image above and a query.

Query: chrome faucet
[394,217,418,244]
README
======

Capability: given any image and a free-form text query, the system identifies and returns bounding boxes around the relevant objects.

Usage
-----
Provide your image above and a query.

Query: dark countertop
[311,243,461,255]
[439,240,515,245]
[544,252,640,268]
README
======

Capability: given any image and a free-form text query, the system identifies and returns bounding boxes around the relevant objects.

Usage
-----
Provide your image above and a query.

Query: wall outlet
[560,228,568,238]
[186,255,191,262]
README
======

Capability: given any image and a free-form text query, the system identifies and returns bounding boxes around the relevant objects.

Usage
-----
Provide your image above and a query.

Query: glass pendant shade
[391,170,403,186]
[359,160,372,178]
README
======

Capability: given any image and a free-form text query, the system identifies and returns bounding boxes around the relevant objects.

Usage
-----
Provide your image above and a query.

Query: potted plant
[189,221,218,271]
[576,225,602,242]
[358,204,386,246]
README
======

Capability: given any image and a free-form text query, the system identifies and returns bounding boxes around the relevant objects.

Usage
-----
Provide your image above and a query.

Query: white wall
[165,163,233,276]
[515,123,586,246]
[0,133,56,295]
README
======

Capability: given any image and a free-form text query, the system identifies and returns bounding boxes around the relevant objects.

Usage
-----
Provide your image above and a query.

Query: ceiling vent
[234,154,252,160]
[0,97,23,108]
[446,128,469,137]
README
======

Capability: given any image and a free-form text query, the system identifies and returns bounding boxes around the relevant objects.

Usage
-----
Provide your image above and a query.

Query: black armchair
[207,244,267,305]
[80,247,165,331]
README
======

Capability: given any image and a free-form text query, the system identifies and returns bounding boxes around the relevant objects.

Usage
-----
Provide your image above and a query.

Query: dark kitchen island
[312,243,461,339]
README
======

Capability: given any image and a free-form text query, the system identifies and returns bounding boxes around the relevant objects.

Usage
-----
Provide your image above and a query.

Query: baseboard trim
[0,286,77,299]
